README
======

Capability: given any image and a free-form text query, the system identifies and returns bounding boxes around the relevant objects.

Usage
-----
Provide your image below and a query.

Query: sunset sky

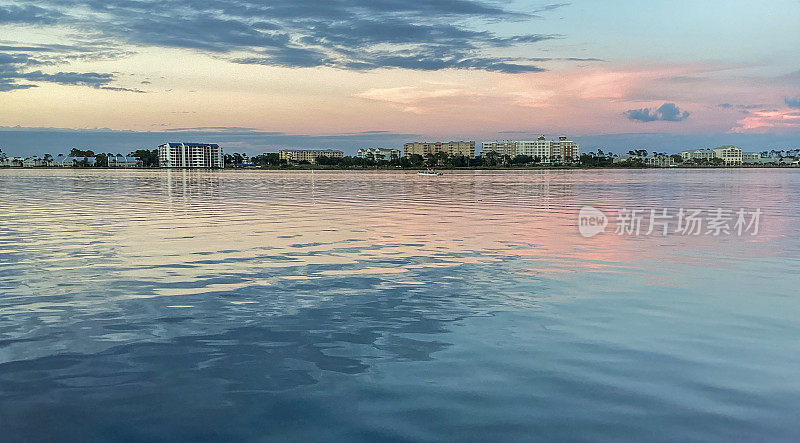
[1,0,799,155]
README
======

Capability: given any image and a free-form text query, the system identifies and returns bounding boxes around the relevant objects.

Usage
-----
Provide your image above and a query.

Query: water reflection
[1,169,800,440]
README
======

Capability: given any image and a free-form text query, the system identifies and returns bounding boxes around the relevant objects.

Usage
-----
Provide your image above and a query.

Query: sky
[1,0,799,156]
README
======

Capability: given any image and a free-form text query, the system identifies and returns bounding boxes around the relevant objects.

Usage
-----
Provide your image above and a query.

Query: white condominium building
[158,143,223,168]
[681,149,716,161]
[279,149,344,164]
[712,146,743,165]
[483,136,580,162]
[681,146,742,165]
[403,141,476,158]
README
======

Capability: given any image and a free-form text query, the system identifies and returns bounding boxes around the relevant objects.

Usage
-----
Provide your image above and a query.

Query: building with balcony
[279,149,344,164]
[681,146,742,165]
[482,136,580,162]
[713,146,743,165]
[356,148,401,161]
[481,141,518,157]
[158,143,223,168]
[613,154,676,167]
[681,149,716,162]
[403,141,475,158]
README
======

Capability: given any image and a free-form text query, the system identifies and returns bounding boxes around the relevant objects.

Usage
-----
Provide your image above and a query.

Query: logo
[578,206,608,238]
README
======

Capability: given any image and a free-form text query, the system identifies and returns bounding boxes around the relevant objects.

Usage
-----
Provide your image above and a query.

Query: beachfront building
[356,148,401,161]
[681,146,742,165]
[53,154,72,167]
[158,143,223,168]
[22,156,46,167]
[481,141,518,157]
[483,136,580,163]
[518,137,553,160]
[681,149,717,162]
[2,156,24,167]
[713,146,743,165]
[403,141,476,158]
[279,149,344,164]
[614,154,676,167]
[743,153,780,165]
[51,154,96,167]
[108,155,142,168]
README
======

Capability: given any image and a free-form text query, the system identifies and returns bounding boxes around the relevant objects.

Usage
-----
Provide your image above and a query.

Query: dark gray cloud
[0,50,142,92]
[1,0,578,73]
[717,103,763,114]
[0,4,62,24]
[786,97,800,109]
[17,70,113,87]
[624,103,690,122]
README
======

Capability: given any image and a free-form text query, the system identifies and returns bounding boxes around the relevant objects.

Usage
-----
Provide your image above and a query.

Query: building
[51,154,95,167]
[356,148,401,161]
[647,155,676,167]
[712,146,743,165]
[742,152,779,165]
[22,156,45,167]
[681,146,742,165]
[613,154,675,167]
[2,156,24,167]
[279,149,344,164]
[403,141,475,158]
[481,141,518,157]
[681,148,717,162]
[158,143,223,168]
[53,154,71,167]
[108,155,142,168]
[483,136,580,162]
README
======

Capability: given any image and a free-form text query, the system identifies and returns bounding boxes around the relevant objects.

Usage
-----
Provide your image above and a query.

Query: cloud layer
[624,103,690,122]
[1,0,570,74]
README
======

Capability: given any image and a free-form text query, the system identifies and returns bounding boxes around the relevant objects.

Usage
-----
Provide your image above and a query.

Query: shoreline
[1,165,798,172]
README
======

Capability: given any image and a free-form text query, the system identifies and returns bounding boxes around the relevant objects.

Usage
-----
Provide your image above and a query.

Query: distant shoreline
[2,165,798,171]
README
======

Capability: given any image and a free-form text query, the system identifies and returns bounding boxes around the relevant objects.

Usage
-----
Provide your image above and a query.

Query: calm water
[1,169,799,441]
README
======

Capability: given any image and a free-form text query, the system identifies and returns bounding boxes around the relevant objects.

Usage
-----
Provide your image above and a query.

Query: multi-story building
[712,146,743,165]
[279,149,344,164]
[554,136,580,161]
[483,136,580,162]
[614,154,675,167]
[158,143,223,168]
[108,155,142,168]
[356,148,401,161]
[481,141,518,157]
[681,149,716,162]
[403,141,475,158]
[681,146,742,165]
[518,137,553,160]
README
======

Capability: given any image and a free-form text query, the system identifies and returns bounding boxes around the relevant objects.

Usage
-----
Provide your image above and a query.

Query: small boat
[418,168,443,176]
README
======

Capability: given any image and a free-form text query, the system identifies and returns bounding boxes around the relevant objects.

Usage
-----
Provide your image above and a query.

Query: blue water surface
[1,169,799,441]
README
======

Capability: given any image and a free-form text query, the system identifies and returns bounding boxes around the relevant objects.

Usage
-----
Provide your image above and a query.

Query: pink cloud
[732,109,800,133]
